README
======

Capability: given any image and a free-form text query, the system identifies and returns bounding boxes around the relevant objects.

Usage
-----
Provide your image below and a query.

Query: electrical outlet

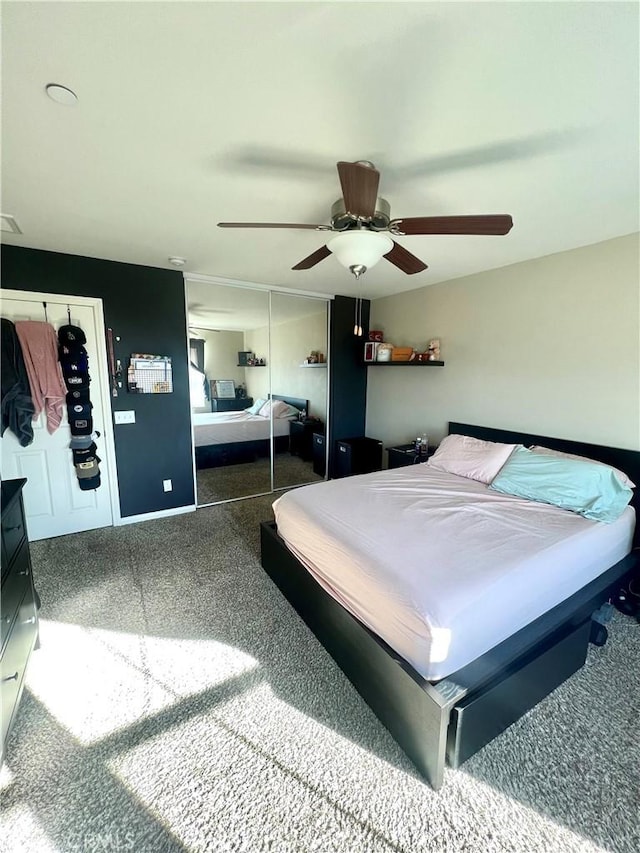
[163,479,172,492]
[114,410,136,425]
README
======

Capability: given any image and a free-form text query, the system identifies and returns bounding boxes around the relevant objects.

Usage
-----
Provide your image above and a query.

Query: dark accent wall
[1,246,194,517]
[328,295,370,478]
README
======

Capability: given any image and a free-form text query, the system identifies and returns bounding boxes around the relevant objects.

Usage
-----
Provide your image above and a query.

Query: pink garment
[14,321,67,434]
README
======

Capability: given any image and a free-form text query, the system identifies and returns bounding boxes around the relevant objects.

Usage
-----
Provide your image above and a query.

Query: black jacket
[1,318,35,446]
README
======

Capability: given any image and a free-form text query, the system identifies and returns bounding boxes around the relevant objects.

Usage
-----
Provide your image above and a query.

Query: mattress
[273,464,635,681]
[193,411,291,447]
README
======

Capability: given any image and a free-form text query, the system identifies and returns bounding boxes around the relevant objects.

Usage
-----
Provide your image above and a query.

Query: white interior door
[1,291,116,540]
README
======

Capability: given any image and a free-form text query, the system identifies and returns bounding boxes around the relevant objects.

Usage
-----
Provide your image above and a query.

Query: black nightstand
[387,443,437,469]
[312,432,326,477]
[290,420,324,461]
[335,437,383,478]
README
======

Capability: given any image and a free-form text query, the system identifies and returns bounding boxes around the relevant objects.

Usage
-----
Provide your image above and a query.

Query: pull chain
[42,301,48,323]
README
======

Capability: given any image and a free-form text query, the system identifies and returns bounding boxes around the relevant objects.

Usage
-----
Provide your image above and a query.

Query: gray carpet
[196,455,322,504]
[1,497,639,853]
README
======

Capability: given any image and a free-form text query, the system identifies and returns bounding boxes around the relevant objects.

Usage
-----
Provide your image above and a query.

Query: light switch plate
[114,410,135,424]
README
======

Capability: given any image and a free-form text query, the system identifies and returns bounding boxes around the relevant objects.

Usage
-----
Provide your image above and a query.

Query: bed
[260,422,640,789]
[194,394,307,468]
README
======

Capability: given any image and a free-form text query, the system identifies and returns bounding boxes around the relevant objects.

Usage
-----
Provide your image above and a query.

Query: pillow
[489,446,633,523]
[245,398,266,415]
[427,434,519,484]
[529,445,636,489]
[258,399,298,419]
[278,403,300,419]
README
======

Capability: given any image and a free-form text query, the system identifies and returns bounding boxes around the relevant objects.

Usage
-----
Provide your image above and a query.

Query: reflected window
[189,362,207,408]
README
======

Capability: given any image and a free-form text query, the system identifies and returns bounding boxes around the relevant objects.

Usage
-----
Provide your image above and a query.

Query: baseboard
[115,504,197,526]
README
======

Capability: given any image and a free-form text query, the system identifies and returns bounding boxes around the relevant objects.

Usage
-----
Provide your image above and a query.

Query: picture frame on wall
[237,351,253,366]
[364,341,379,362]
[212,379,236,399]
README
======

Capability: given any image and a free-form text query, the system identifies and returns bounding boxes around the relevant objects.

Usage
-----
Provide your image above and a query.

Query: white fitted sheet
[273,465,635,681]
[193,411,291,447]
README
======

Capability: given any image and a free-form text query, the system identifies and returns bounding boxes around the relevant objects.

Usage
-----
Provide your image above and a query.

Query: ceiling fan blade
[384,241,428,275]
[390,214,513,236]
[217,222,329,230]
[292,245,331,270]
[337,161,380,219]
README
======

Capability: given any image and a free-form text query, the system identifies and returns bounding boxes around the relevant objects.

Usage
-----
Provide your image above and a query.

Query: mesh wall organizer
[127,355,173,394]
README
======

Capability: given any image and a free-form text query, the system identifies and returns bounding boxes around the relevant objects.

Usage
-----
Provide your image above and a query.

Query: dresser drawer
[1,540,32,653]
[1,590,38,754]
[1,497,26,568]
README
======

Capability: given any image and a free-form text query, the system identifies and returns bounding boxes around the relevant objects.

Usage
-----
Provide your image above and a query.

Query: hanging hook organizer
[57,321,102,492]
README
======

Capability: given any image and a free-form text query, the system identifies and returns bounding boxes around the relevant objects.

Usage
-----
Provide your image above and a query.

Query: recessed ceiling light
[45,83,78,105]
[168,256,187,267]
[0,214,23,234]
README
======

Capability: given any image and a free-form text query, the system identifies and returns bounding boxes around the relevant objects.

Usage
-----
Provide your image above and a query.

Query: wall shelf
[299,363,327,368]
[238,364,266,367]
[365,360,444,367]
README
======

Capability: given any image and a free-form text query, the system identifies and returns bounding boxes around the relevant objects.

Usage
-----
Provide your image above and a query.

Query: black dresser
[1,478,39,763]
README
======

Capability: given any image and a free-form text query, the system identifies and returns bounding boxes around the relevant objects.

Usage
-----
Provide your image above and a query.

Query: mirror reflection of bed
[193,394,324,503]
[187,280,328,506]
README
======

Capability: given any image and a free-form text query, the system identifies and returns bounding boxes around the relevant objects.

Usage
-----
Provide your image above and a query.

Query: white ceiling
[1,2,638,301]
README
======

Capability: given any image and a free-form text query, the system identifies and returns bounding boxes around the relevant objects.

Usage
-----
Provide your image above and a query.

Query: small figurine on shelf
[427,339,441,361]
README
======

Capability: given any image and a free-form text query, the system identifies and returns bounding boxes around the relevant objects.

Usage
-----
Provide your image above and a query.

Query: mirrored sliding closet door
[187,280,329,507]
[188,281,271,506]
[270,292,328,492]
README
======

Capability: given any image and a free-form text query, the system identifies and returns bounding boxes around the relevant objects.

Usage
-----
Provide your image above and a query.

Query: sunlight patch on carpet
[0,802,58,852]
[0,762,14,792]
[24,620,259,745]
[105,680,613,853]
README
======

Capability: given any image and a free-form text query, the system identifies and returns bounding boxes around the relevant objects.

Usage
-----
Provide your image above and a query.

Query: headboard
[271,394,308,414]
[449,422,640,546]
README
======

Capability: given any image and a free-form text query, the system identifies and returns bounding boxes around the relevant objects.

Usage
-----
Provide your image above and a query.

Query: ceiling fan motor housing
[331,197,391,231]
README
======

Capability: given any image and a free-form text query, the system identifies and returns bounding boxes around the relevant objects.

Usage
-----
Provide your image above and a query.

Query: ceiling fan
[218,160,513,279]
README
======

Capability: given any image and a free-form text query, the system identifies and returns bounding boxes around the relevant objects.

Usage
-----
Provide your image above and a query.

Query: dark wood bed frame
[195,395,308,469]
[260,422,639,789]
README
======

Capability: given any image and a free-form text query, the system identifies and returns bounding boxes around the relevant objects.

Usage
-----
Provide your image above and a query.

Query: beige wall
[244,307,328,420]
[243,326,269,403]
[200,329,246,389]
[366,233,640,454]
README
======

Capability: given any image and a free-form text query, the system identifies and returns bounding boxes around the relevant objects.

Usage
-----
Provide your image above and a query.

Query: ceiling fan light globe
[327,231,393,271]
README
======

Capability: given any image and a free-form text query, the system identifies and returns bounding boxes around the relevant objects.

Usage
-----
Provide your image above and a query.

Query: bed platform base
[261,422,640,788]
[196,436,289,469]
[261,520,636,788]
